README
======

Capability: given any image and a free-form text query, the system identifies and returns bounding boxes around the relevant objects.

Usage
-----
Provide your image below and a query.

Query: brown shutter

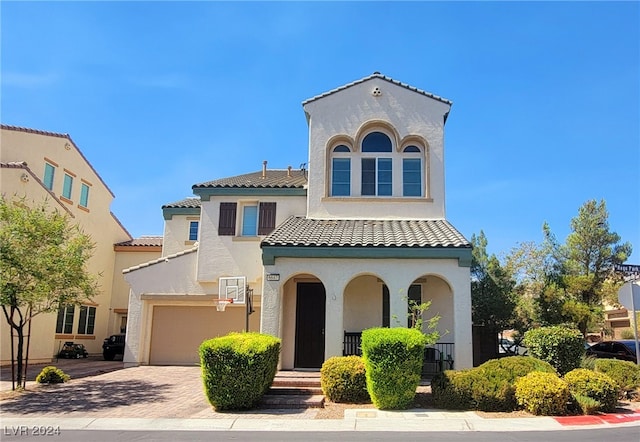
[218,202,237,236]
[258,202,276,235]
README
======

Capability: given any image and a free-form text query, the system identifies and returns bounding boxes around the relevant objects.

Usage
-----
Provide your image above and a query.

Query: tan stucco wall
[163,214,200,257]
[303,78,450,220]
[1,128,131,363]
[262,257,472,370]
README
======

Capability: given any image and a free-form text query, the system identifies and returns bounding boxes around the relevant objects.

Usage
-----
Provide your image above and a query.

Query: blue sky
[2,1,639,260]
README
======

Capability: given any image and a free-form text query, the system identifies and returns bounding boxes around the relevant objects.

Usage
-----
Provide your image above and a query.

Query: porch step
[260,371,325,409]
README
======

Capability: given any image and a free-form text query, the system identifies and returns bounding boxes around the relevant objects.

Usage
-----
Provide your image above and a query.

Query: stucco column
[123,288,141,367]
[260,268,281,339]
[324,280,344,359]
[452,268,473,369]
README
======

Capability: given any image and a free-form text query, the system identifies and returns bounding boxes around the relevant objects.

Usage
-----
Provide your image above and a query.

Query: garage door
[149,305,246,365]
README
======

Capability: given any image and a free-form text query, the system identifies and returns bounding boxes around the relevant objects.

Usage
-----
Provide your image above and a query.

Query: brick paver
[1,366,318,420]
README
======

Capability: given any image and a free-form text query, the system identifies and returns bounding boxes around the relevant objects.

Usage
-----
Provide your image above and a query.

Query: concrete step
[267,386,324,395]
[260,394,325,409]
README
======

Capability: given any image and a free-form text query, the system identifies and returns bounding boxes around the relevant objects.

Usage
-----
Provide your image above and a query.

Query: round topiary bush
[564,368,618,413]
[320,356,370,403]
[478,356,557,381]
[514,371,569,416]
[35,366,70,384]
[523,326,584,375]
[593,359,640,397]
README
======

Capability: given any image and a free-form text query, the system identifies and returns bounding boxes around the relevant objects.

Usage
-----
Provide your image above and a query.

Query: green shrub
[514,371,569,415]
[620,329,636,339]
[572,394,601,415]
[321,356,370,403]
[564,368,618,413]
[361,327,426,410]
[580,355,597,370]
[199,332,280,411]
[594,359,640,395]
[431,370,475,410]
[432,357,556,412]
[523,326,584,375]
[35,366,70,384]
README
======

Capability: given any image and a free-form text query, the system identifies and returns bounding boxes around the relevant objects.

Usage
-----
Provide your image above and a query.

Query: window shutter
[258,202,276,235]
[218,202,237,236]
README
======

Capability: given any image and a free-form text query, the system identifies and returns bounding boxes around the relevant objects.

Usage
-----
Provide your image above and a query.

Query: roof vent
[262,160,267,179]
[287,165,292,177]
[372,87,382,97]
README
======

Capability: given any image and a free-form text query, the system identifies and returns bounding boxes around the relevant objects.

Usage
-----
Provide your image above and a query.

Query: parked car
[585,340,638,362]
[102,334,125,361]
[58,342,89,359]
[499,338,527,355]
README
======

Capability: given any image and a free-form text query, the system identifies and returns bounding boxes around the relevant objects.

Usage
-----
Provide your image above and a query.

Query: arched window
[402,145,422,197]
[331,144,351,196]
[361,131,392,196]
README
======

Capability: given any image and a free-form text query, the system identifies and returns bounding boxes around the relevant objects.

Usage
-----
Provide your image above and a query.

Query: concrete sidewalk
[1,364,639,432]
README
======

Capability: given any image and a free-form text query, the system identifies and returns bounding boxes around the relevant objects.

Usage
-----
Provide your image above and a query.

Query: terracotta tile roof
[115,236,163,247]
[193,170,307,189]
[302,72,452,106]
[262,217,470,248]
[1,124,116,198]
[122,244,198,274]
[161,197,201,209]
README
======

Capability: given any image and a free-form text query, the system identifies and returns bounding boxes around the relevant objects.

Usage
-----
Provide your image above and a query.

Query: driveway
[0,364,318,419]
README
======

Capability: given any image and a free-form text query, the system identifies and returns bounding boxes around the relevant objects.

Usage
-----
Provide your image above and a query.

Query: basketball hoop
[213,298,233,312]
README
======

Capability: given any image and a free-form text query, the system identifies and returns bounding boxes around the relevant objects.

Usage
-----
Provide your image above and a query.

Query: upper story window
[62,173,74,199]
[361,132,393,196]
[327,128,427,199]
[218,202,276,236]
[79,183,90,208]
[331,144,351,196]
[189,221,199,241]
[44,162,56,190]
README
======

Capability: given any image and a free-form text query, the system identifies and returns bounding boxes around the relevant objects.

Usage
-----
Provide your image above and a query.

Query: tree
[561,199,632,335]
[0,196,98,389]
[506,200,631,337]
[470,231,516,333]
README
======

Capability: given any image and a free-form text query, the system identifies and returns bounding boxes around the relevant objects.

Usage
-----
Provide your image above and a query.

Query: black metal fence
[342,331,454,377]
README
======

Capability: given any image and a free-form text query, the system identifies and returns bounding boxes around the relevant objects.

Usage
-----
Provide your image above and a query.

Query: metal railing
[342,331,454,376]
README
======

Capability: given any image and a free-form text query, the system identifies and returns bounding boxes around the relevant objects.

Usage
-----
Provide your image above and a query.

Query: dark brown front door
[294,282,326,368]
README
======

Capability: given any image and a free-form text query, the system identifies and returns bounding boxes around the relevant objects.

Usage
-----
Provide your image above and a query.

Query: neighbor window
[77,306,96,335]
[189,221,199,241]
[79,183,90,207]
[362,158,392,196]
[331,158,351,196]
[62,174,73,199]
[55,305,75,334]
[43,163,55,190]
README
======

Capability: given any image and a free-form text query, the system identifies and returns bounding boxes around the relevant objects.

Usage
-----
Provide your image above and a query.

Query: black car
[58,342,89,359]
[102,334,125,361]
[585,340,638,362]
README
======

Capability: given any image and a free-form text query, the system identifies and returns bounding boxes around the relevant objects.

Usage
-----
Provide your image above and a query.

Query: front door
[294,282,326,368]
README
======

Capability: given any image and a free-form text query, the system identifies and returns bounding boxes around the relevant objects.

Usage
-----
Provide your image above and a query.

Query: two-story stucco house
[0,125,161,364]
[123,73,473,369]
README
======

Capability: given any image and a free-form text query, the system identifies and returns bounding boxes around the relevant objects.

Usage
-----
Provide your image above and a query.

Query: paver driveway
[0,366,317,419]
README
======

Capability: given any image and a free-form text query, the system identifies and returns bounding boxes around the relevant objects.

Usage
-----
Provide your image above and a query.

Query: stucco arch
[408,274,454,342]
[343,273,389,332]
[354,119,401,152]
[399,134,430,152]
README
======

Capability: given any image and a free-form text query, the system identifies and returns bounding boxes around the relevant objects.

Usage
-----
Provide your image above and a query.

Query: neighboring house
[0,125,159,364]
[124,73,473,369]
[604,307,637,339]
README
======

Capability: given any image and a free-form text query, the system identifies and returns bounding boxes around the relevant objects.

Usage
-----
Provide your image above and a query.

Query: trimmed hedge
[523,326,584,375]
[35,366,70,384]
[321,356,370,403]
[199,332,280,411]
[361,327,426,409]
[594,359,640,395]
[431,357,556,412]
[515,371,569,416]
[564,368,618,413]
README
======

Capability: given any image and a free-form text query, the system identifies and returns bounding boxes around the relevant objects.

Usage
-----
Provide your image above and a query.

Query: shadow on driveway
[1,379,171,414]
